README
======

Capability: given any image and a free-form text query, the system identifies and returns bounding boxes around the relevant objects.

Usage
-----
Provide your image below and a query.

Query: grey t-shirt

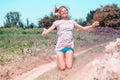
[53,20,77,51]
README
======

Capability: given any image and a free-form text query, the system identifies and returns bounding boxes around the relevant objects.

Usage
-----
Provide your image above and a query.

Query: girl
[42,6,99,71]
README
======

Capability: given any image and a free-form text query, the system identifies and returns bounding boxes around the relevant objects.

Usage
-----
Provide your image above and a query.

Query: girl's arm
[42,24,56,36]
[75,21,99,31]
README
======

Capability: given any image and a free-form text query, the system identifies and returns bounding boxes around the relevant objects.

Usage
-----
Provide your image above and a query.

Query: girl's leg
[65,51,74,69]
[56,52,66,70]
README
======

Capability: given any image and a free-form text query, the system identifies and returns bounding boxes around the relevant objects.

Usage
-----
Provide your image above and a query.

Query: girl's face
[59,7,68,19]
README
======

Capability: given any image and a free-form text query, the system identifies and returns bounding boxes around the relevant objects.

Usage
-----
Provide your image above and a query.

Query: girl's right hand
[42,28,47,36]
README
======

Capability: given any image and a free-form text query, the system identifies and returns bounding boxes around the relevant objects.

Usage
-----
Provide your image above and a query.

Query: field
[0,27,119,80]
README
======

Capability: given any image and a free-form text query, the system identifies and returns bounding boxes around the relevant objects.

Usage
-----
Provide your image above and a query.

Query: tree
[74,10,95,26]
[4,12,22,28]
[29,23,36,28]
[75,18,86,26]
[38,12,59,28]
[93,4,120,28]
[26,18,29,27]
[86,10,95,24]
[23,19,36,29]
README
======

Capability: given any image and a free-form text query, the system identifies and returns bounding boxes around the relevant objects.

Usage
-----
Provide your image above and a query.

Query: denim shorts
[56,47,73,53]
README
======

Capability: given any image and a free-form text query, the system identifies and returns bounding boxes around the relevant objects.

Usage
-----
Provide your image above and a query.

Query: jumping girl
[42,6,99,71]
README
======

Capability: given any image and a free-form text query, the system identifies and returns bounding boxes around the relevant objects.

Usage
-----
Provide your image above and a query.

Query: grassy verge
[0,28,119,64]
[0,28,56,64]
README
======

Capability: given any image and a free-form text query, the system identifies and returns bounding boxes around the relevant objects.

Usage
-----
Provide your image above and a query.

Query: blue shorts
[56,48,73,53]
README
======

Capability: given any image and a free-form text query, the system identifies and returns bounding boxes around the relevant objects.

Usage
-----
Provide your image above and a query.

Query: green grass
[0,28,55,52]
[0,28,57,63]
[0,28,119,63]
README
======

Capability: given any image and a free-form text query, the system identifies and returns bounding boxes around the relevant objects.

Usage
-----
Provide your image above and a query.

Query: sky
[0,0,120,26]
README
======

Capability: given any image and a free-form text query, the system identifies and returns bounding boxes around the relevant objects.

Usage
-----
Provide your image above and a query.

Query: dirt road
[13,43,106,80]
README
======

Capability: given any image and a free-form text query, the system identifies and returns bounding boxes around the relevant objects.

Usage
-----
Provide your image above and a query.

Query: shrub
[93,4,120,28]
[91,38,120,80]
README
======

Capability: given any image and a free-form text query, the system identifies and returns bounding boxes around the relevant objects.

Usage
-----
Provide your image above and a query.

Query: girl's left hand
[92,21,99,28]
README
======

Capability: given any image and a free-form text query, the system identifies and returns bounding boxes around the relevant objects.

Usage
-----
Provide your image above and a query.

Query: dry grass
[35,45,104,80]
[91,38,120,80]
[0,28,119,80]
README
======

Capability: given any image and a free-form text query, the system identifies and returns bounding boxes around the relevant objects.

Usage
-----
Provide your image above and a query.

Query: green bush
[93,4,120,28]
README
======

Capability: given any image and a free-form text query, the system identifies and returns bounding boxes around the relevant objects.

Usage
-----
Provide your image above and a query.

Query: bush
[93,4,120,28]
[90,27,120,36]
[91,38,120,80]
